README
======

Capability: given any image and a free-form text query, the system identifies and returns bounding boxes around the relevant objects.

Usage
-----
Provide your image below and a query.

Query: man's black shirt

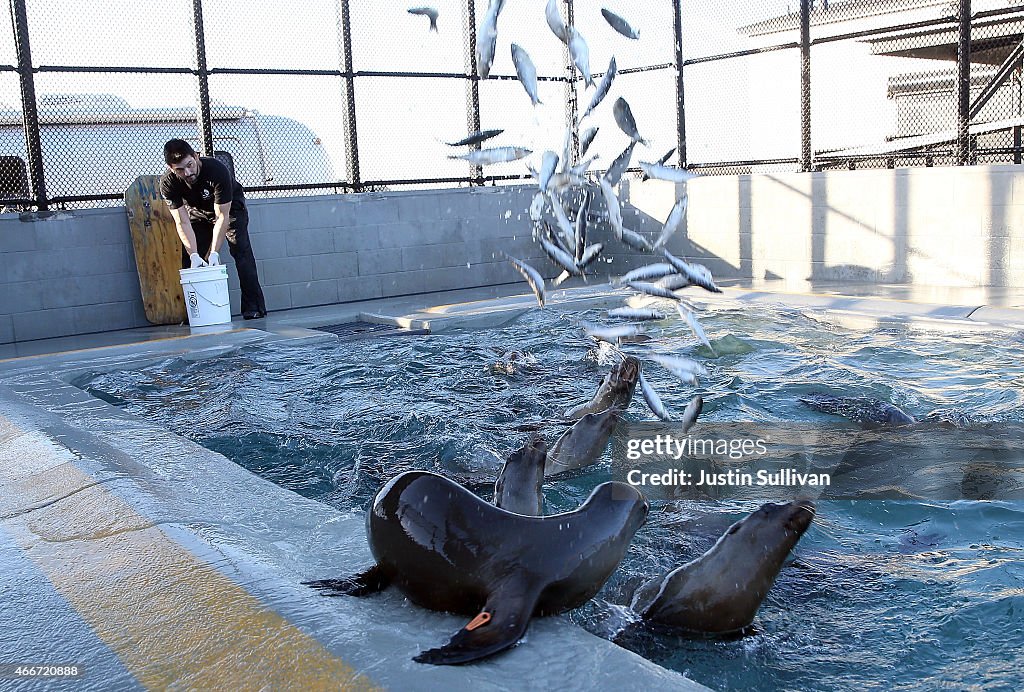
[160,156,246,224]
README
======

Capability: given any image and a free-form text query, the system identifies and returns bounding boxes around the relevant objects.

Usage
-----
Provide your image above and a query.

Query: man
[160,138,267,319]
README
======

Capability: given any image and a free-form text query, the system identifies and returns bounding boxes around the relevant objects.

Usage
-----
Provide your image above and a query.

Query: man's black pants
[180,210,267,316]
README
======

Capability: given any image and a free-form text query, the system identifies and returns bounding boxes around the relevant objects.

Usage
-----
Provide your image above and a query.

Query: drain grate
[313,320,429,340]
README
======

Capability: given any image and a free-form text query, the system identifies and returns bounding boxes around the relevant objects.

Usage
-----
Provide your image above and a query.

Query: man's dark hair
[164,138,197,165]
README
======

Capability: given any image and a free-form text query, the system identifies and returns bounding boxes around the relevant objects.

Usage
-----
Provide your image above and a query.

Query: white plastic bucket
[179,265,231,327]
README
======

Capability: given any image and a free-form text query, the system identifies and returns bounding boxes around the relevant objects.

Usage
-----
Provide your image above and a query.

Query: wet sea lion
[545,407,621,477]
[494,435,547,515]
[305,470,649,665]
[565,356,640,419]
[800,394,974,429]
[631,499,815,633]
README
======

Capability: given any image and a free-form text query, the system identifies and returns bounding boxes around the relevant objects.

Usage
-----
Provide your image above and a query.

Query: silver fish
[575,188,591,261]
[638,369,671,421]
[679,395,703,433]
[578,242,604,269]
[604,140,636,187]
[662,249,722,293]
[608,307,666,320]
[579,127,599,159]
[677,303,712,350]
[580,56,617,122]
[511,44,542,106]
[407,6,439,31]
[552,269,571,286]
[569,153,599,177]
[546,190,577,251]
[535,220,569,255]
[638,161,697,183]
[626,281,682,302]
[653,195,687,249]
[529,190,546,221]
[656,272,692,291]
[601,8,640,39]
[649,353,708,378]
[599,177,623,241]
[548,171,587,193]
[613,97,647,145]
[545,0,569,44]
[620,227,653,251]
[568,26,593,87]
[539,235,582,276]
[619,262,677,283]
[538,150,559,192]
[476,0,506,80]
[585,323,643,344]
[451,146,531,165]
[641,147,676,180]
[446,128,503,147]
[505,254,545,308]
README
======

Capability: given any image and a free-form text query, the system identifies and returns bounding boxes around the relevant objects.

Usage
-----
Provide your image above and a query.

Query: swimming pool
[76,299,1024,690]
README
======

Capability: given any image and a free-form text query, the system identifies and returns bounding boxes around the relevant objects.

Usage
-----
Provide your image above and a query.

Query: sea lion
[305,470,649,665]
[565,355,640,419]
[494,435,547,515]
[630,499,815,633]
[545,406,621,477]
[800,394,974,429]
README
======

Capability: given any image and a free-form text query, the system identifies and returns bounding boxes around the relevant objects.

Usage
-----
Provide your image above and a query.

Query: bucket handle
[190,282,231,308]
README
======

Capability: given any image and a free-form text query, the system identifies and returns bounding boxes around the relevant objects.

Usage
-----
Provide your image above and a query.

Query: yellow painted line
[0,416,377,691]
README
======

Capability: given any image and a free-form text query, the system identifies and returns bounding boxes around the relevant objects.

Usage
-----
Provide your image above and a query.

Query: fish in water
[476,0,506,80]
[504,254,546,308]
[407,6,439,31]
[511,44,542,105]
[568,27,594,87]
[608,307,666,321]
[446,128,503,147]
[451,146,531,165]
[601,8,640,39]
[580,56,617,122]
[613,97,648,145]
[545,0,569,43]
[799,394,916,428]
[585,323,644,344]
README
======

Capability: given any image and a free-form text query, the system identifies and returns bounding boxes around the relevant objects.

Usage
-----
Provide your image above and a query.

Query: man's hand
[189,252,207,269]
[207,251,221,266]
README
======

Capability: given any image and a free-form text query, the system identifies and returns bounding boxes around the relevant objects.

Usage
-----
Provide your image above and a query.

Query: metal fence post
[463,0,483,184]
[799,0,812,172]
[336,0,361,190]
[672,0,685,167]
[956,0,971,165]
[10,0,47,210]
[190,0,215,157]
[564,0,579,164]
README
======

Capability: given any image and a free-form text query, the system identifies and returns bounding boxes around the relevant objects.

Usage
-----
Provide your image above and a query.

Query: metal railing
[0,0,1022,211]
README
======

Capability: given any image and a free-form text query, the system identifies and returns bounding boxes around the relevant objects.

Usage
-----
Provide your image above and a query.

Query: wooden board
[125,175,187,325]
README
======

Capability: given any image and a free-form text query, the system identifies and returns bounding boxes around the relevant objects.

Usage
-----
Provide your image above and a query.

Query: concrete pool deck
[2,279,1023,690]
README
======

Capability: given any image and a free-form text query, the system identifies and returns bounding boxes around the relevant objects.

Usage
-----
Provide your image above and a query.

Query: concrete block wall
[624,164,1024,288]
[0,186,624,345]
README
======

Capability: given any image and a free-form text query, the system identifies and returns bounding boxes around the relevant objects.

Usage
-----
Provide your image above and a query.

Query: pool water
[77,301,1024,690]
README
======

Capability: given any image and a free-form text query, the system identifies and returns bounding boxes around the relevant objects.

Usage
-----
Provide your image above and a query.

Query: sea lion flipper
[302,564,390,597]
[413,583,541,665]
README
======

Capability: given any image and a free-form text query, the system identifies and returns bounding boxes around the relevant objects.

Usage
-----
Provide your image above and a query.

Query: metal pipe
[10,0,47,210]
[335,0,361,189]
[565,0,579,163]
[463,0,482,183]
[956,0,972,165]
[190,0,214,157]
[673,0,685,167]
[800,0,812,172]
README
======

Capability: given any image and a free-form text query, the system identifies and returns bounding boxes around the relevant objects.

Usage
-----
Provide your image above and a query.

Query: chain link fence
[0,0,1020,210]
